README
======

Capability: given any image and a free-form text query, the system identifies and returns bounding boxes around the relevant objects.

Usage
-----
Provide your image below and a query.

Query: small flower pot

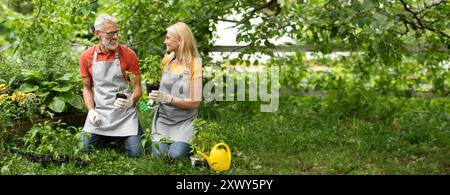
[146,83,160,93]
[115,93,127,100]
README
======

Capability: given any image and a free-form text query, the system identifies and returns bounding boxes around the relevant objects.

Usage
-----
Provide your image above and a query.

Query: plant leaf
[52,84,71,92]
[58,91,75,102]
[58,92,83,110]
[68,95,83,110]
[35,90,50,97]
[18,83,39,93]
[57,73,74,81]
[48,97,65,113]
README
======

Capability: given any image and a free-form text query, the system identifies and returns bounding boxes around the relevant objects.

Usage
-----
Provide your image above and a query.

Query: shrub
[22,120,89,165]
[0,86,43,122]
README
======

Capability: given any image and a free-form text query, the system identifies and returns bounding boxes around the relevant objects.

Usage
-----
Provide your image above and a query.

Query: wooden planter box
[8,112,87,136]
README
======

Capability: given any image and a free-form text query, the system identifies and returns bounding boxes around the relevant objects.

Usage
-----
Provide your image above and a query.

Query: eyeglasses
[101,30,119,37]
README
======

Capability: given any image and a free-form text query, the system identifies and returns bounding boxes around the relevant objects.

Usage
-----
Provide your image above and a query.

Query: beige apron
[83,51,139,136]
[151,59,198,143]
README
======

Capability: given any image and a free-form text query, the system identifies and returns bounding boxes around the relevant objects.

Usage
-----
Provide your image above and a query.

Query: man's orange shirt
[79,44,140,79]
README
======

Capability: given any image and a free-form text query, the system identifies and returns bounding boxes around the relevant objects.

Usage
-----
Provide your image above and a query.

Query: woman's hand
[151,105,158,113]
[149,90,173,104]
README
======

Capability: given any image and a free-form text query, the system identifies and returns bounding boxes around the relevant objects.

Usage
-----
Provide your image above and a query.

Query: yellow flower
[0,94,10,101]
[0,84,7,94]
[11,91,27,104]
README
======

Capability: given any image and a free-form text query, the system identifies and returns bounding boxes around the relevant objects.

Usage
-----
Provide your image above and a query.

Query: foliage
[228,0,449,95]
[139,126,151,155]
[0,0,449,175]
[115,71,136,96]
[0,85,43,122]
[0,95,448,174]
[22,120,89,163]
[15,69,83,114]
[140,54,162,85]
[269,51,448,97]
[268,52,308,90]
[0,55,83,116]
[2,0,448,96]
[1,0,89,115]
[0,0,96,55]
[190,118,226,154]
[0,121,22,157]
[0,54,22,83]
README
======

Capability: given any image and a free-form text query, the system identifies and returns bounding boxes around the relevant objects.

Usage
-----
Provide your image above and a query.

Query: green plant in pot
[140,54,162,94]
[115,71,136,100]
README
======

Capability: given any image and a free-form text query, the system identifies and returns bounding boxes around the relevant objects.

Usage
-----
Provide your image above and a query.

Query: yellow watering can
[196,143,231,171]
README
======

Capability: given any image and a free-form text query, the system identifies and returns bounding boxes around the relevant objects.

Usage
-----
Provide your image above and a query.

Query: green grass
[1,95,449,174]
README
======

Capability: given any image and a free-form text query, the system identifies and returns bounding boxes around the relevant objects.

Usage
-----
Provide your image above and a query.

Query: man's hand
[149,90,172,104]
[114,93,134,109]
[87,108,101,126]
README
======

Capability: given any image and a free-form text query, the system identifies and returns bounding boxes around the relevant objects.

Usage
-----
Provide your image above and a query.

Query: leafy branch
[236,0,281,28]
[418,0,448,14]
[13,0,43,54]
[399,0,450,40]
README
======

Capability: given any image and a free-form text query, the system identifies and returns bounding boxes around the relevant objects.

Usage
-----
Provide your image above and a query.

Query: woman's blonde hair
[166,22,200,66]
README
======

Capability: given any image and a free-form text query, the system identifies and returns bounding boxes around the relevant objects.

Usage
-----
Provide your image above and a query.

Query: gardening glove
[149,90,172,104]
[114,93,134,109]
[147,99,154,107]
[146,98,159,113]
[87,108,101,126]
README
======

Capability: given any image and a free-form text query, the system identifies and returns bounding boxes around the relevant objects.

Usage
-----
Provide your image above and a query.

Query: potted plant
[140,54,162,94]
[115,92,127,100]
[115,71,136,100]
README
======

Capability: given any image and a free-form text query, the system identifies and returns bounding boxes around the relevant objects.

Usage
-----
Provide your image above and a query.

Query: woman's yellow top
[161,55,202,80]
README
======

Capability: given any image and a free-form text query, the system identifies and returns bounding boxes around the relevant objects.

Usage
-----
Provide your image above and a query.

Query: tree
[1,0,448,95]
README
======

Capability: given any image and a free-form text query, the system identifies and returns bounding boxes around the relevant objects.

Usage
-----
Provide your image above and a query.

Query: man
[78,13,143,157]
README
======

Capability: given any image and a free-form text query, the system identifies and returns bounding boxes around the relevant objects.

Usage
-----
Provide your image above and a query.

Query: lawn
[1,95,448,175]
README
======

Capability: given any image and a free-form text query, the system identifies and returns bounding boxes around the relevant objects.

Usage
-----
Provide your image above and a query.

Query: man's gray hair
[94,13,118,31]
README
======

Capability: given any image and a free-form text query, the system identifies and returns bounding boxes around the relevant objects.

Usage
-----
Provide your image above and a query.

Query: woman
[148,22,202,159]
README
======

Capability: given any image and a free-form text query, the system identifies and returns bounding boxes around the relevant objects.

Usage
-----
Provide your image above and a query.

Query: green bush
[0,86,43,123]
[16,70,83,114]
[22,120,89,164]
